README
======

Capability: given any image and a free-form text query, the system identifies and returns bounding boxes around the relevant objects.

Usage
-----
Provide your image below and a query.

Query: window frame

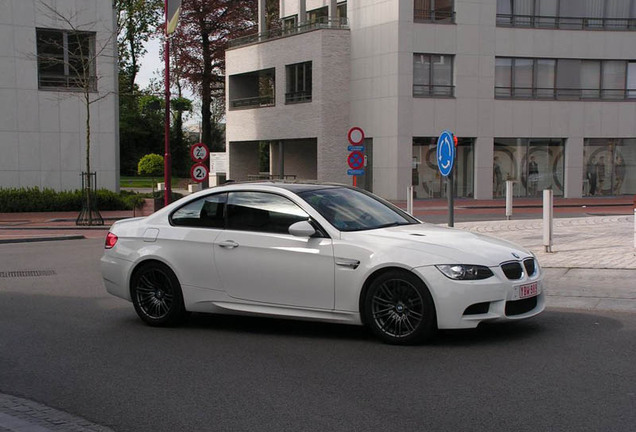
[36,28,97,91]
[413,53,455,98]
[285,61,312,104]
[414,0,456,23]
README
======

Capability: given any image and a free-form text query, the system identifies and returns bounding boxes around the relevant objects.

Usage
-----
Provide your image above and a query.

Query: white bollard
[543,189,553,253]
[406,186,414,215]
[505,180,513,220]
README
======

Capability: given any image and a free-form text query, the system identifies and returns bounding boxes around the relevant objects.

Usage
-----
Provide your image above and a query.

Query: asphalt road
[0,239,635,432]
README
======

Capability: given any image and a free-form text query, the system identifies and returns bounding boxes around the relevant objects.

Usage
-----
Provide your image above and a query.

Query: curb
[0,235,85,244]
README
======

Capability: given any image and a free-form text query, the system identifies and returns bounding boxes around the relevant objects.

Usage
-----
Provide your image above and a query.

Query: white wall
[0,0,119,192]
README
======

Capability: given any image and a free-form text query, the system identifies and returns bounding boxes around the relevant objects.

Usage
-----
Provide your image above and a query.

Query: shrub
[137,154,164,177]
[0,187,145,213]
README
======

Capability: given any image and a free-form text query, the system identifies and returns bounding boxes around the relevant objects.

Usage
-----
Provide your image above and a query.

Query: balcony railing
[229,96,275,109]
[39,74,97,91]
[495,86,636,100]
[285,91,312,104]
[228,17,349,49]
[413,84,455,98]
[496,14,636,31]
[414,9,455,23]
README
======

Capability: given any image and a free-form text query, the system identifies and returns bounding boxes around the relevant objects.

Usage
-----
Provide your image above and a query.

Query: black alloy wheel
[364,270,436,344]
[131,262,187,326]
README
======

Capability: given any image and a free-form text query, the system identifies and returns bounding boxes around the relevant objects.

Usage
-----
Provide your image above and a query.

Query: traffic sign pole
[448,170,454,227]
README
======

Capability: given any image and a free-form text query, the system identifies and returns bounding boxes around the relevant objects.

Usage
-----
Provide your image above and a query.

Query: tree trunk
[201,29,212,150]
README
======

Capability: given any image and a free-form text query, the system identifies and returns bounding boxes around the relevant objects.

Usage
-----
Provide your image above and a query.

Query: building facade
[226,0,636,200]
[0,0,119,192]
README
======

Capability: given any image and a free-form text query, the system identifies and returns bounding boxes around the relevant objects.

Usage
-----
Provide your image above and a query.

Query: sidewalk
[0,196,634,312]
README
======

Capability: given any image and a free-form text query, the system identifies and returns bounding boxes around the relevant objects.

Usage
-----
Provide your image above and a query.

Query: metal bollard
[407,186,414,215]
[543,189,553,253]
[505,180,513,220]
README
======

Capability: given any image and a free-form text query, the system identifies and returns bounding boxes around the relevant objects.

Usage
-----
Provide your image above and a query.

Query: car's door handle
[218,240,239,249]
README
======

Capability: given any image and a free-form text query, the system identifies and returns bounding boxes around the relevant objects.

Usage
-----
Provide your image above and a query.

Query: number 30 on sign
[190,162,209,183]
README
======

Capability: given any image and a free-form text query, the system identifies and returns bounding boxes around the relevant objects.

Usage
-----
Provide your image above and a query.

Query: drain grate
[0,269,57,278]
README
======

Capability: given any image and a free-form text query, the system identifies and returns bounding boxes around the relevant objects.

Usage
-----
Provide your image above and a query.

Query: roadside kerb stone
[0,393,114,432]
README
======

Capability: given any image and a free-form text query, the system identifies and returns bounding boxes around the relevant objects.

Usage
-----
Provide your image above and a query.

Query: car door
[163,193,226,291]
[214,191,335,310]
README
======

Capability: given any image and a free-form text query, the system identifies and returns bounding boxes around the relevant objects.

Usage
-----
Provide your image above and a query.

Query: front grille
[505,296,538,316]
[523,258,536,276]
[463,302,490,315]
[501,262,523,280]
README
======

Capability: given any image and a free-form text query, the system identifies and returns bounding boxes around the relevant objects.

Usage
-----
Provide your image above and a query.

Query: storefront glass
[493,138,565,197]
[583,138,635,196]
[412,137,474,198]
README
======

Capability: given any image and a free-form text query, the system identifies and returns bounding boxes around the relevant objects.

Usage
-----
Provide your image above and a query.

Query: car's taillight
[105,232,118,249]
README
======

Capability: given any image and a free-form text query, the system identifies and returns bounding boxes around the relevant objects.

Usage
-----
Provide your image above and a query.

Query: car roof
[220,181,347,194]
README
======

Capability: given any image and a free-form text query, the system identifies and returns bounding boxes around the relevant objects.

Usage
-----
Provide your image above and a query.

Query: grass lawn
[120,176,187,189]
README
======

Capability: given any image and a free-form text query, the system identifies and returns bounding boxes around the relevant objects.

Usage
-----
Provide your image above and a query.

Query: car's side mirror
[288,220,316,237]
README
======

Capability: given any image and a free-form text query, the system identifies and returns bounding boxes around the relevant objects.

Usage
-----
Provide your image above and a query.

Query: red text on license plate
[519,282,538,299]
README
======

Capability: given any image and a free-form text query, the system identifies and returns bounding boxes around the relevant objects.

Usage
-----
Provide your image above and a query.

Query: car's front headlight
[435,264,494,280]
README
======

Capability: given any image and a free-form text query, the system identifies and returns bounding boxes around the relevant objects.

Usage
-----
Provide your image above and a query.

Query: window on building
[413,54,454,97]
[337,2,347,25]
[307,6,328,25]
[497,0,636,30]
[413,137,474,198]
[36,28,96,91]
[286,61,312,104]
[494,138,565,197]
[496,57,635,100]
[282,15,297,34]
[228,68,275,109]
[583,138,635,196]
[414,0,455,23]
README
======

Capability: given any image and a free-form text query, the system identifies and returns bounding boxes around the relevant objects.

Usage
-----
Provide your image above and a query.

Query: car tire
[130,262,188,327]
[363,270,436,345]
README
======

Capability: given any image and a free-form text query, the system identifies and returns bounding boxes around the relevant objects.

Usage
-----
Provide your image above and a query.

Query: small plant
[137,154,164,194]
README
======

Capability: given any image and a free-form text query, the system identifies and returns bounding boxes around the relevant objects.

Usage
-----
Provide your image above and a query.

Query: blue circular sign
[436,130,455,177]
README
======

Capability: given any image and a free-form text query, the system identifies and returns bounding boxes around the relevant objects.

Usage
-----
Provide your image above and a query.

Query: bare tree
[36,2,117,225]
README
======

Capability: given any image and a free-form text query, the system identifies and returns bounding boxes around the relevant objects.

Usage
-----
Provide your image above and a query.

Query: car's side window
[171,193,227,228]
[227,191,308,234]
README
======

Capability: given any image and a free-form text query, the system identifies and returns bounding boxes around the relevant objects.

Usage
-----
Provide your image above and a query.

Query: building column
[329,0,337,23]
[473,136,495,199]
[299,0,306,24]
[564,137,584,198]
[258,0,266,34]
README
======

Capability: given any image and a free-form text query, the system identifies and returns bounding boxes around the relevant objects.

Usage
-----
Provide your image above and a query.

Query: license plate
[518,282,538,299]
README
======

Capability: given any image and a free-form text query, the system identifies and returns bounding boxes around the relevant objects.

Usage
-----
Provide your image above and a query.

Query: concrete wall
[0,0,119,192]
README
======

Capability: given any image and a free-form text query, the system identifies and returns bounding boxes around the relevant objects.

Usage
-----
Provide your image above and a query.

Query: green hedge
[0,187,145,213]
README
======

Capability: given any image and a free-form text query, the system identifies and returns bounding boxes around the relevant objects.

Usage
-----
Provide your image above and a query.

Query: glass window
[513,0,534,26]
[496,0,513,25]
[556,59,581,99]
[414,0,454,22]
[413,54,454,97]
[299,187,417,231]
[628,62,636,98]
[602,60,627,99]
[282,15,297,34]
[227,192,308,234]
[412,137,475,199]
[536,59,556,98]
[494,138,565,198]
[584,138,635,196]
[286,61,312,103]
[307,6,328,25]
[513,58,534,98]
[36,28,96,90]
[337,2,347,24]
[171,194,227,228]
[581,60,601,99]
[495,58,512,97]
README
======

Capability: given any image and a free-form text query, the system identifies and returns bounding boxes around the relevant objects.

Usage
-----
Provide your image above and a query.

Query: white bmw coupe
[101,182,544,344]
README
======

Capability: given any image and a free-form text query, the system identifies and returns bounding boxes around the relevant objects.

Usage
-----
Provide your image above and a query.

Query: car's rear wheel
[363,270,436,345]
[131,262,187,326]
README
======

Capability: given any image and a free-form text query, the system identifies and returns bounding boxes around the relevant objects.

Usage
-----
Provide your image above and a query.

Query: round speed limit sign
[190,143,209,162]
[190,162,209,183]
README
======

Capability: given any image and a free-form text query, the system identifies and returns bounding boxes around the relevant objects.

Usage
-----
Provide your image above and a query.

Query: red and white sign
[348,151,365,170]
[190,143,209,162]
[347,127,365,146]
[190,162,209,183]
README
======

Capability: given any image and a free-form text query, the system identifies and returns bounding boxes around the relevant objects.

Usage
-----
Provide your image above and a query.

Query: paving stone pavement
[0,393,114,432]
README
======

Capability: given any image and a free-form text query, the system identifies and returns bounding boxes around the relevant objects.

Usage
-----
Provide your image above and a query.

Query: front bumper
[413,265,545,330]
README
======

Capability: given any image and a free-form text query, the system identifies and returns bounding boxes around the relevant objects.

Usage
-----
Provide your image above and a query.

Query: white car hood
[344,223,532,267]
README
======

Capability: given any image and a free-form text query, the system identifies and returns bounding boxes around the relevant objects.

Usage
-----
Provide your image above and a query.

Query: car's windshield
[298,187,419,231]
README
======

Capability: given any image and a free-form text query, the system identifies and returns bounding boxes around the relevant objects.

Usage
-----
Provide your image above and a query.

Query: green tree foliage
[116,0,163,94]
[138,153,164,177]
[171,0,257,152]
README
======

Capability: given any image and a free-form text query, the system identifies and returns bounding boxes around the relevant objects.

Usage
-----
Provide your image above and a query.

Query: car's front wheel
[363,270,436,345]
[130,262,187,326]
